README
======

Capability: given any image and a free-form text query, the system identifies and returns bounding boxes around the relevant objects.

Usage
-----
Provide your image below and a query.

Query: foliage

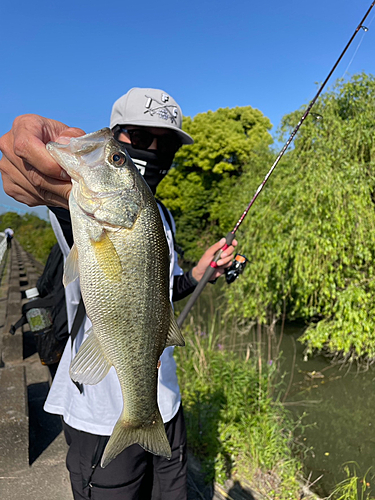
[224,73,375,360]
[329,463,373,500]
[0,211,56,264]
[175,322,302,497]
[157,106,273,261]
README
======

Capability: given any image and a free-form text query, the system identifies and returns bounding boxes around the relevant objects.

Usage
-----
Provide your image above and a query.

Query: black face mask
[118,143,173,194]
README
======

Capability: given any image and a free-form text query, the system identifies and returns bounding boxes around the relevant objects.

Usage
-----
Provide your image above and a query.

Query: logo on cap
[144,94,179,124]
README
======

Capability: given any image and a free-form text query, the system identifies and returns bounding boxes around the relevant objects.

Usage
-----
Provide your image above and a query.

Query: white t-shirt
[4,228,14,237]
[44,206,183,435]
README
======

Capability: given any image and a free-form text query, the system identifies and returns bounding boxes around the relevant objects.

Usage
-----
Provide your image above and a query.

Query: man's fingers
[216,256,233,268]
[22,165,72,207]
[216,241,238,267]
[210,238,226,254]
[209,238,238,257]
[1,165,44,204]
[1,165,71,209]
[13,125,85,180]
[44,192,70,209]
[56,128,85,142]
[1,176,47,207]
[221,240,238,257]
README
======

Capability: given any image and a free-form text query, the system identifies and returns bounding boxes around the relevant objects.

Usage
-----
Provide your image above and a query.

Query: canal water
[277,325,375,496]
[176,286,375,496]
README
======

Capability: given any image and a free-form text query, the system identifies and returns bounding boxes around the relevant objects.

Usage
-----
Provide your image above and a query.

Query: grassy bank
[175,319,305,498]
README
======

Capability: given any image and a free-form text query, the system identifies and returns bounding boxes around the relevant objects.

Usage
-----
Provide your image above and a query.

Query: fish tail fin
[100,410,171,468]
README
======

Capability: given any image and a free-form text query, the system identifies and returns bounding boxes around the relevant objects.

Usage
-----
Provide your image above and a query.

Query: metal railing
[0,233,8,264]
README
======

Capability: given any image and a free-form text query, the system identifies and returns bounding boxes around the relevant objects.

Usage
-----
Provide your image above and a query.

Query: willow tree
[226,73,375,361]
[156,106,273,261]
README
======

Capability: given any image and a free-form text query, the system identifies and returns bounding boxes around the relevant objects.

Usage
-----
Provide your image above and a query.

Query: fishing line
[176,1,375,328]
[342,32,367,78]
[342,12,375,78]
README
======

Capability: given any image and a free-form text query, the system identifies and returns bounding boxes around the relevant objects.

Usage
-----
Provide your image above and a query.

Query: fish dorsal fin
[90,230,122,282]
[165,306,185,348]
[70,327,112,385]
[63,244,79,286]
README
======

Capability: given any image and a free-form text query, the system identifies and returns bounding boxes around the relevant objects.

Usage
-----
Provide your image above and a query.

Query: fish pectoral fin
[101,409,171,468]
[164,307,185,348]
[90,230,122,282]
[63,244,80,286]
[69,328,112,385]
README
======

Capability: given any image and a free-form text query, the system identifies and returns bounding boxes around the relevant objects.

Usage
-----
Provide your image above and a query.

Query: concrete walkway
[0,243,72,500]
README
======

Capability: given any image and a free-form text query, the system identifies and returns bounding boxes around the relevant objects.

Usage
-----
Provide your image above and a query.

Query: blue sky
[1,0,375,220]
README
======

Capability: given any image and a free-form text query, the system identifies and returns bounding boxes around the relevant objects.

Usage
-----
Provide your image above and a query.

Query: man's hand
[192,237,238,282]
[0,114,85,209]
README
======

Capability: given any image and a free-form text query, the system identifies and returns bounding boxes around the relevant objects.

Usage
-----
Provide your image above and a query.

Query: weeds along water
[174,285,305,498]
[328,463,374,500]
[174,284,375,499]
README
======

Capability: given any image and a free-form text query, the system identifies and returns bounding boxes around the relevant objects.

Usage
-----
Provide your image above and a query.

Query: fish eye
[111,151,126,167]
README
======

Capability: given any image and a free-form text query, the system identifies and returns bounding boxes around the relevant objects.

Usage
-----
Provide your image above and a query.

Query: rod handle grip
[176,232,235,328]
[210,232,235,268]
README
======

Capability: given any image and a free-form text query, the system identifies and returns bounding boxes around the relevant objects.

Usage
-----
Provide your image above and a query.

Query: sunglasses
[120,128,181,156]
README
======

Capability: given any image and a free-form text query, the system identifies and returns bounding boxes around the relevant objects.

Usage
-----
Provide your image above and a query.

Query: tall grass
[329,463,374,500]
[175,313,304,498]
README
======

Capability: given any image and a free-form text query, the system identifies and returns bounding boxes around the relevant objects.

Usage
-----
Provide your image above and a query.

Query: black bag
[36,243,68,343]
[10,243,69,365]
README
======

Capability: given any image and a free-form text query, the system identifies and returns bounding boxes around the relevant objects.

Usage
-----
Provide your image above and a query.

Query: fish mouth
[46,142,82,181]
[46,128,114,181]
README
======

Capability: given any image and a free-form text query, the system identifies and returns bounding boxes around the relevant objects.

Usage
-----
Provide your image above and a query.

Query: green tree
[0,211,56,263]
[157,106,273,261]
[0,212,23,232]
[226,73,375,361]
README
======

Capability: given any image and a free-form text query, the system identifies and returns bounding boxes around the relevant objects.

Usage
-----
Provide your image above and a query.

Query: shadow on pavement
[227,481,256,500]
[28,381,63,464]
[23,329,38,359]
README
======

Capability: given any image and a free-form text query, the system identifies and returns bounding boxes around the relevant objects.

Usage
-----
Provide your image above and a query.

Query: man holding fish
[0,88,237,500]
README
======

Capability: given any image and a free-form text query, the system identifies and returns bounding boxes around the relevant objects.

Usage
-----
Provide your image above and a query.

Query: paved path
[0,242,72,500]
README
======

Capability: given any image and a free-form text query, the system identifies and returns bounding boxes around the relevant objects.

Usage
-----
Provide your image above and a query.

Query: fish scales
[46,128,184,467]
[73,202,168,421]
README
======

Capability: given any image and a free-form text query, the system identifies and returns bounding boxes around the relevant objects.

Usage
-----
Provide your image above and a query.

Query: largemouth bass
[46,128,184,468]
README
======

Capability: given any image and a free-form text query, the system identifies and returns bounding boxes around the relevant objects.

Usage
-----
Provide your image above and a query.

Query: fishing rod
[176,1,375,329]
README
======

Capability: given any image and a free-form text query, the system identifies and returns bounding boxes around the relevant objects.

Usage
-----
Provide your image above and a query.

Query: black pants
[63,406,187,500]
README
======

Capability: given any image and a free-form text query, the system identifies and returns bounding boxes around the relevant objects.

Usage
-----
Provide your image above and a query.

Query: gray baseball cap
[110,88,194,145]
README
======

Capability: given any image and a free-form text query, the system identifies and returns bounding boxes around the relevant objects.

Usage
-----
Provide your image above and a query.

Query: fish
[46,128,184,468]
